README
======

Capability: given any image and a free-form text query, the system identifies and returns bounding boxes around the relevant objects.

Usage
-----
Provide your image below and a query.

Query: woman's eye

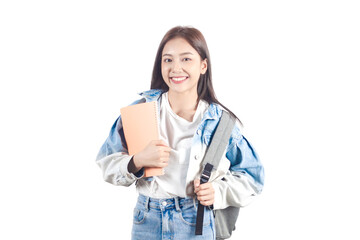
[164,58,172,63]
[183,58,191,61]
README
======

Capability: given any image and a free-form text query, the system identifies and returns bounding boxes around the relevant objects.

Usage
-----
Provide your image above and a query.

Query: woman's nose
[172,60,182,73]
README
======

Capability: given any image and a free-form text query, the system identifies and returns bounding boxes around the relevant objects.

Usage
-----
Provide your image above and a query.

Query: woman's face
[161,37,207,96]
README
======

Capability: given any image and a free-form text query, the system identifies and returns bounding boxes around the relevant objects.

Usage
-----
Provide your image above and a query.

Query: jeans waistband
[137,194,196,212]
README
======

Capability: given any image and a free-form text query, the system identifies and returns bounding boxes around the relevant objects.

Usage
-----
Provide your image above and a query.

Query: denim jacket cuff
[133,167,145,178]
[119,155,144,181]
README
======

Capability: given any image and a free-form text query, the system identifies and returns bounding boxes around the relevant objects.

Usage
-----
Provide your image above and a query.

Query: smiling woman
[96,26,264,240]
[160,38,208,121]
[162,38,207,96]
[151,27,242,125]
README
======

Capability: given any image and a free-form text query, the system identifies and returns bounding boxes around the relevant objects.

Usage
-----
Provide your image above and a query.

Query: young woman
[96,26,264,240]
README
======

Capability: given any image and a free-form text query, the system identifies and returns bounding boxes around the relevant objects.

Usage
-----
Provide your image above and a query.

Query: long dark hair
[150,26,242,125]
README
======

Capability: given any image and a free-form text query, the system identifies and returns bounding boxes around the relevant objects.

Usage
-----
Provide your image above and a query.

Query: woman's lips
[170,76,188,84]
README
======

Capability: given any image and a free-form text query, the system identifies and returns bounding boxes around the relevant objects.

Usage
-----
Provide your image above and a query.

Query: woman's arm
[96,115,171,186]
[96,116,144,186]
[212,129,265,210]
[212,170,261,209]
[96,152,143,186]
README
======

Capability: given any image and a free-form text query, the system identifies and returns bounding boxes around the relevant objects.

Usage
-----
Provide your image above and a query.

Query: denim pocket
[179,204,211,226]
[133,207,147,224]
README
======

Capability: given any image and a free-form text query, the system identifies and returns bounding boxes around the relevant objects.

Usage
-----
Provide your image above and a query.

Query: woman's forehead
[162,38,198,56]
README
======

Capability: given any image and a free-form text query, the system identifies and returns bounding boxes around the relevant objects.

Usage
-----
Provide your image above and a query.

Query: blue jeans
[131,194,216,240]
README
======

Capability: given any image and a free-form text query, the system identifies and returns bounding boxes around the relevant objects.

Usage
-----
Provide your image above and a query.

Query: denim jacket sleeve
[96,114,144,186]
[212,122,264,209]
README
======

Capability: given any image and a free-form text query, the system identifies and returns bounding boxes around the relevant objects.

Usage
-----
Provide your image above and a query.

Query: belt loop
[193,197,198,211]
[144,196,150,212]
[174,197,180,212]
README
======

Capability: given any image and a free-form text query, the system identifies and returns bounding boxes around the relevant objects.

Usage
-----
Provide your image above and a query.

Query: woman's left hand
[194,179,215,206]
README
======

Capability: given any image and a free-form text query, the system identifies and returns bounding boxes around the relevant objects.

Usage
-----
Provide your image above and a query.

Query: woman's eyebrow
[180,52,194,56]
[162,52,194,57]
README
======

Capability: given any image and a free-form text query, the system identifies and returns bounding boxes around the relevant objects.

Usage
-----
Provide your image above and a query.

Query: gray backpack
[195,111,239,240]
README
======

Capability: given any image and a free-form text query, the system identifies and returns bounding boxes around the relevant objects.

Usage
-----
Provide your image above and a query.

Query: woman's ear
[200,58,208,74]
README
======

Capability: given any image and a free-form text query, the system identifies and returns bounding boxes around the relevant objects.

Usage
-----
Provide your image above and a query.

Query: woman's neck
[168,90,198,122]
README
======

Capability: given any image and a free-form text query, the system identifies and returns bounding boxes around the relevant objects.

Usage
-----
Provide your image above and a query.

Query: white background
[1,0,359,239]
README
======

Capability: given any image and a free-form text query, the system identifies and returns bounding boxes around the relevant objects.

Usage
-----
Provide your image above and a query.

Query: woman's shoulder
[215,105,244,140]
[138,89,165,101]
[125,89,165,107]
[202,103,243,140]
[206,103,242,126]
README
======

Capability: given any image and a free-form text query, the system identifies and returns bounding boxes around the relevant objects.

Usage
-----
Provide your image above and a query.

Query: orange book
[120,101,163,177]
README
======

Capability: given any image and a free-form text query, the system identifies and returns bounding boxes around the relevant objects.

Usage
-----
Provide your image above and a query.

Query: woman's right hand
[132,140,171,171]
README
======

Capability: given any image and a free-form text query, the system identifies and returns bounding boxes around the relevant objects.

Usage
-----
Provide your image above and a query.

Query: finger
[160,162,169,167]
[197,190,214,199]
[193,179,200,191]
[155,140,170,147]
[197,192,215,204]
[156,146,171,153]
[194,179,200,187]
[151,140,169,149]
[197,188,214,197]
[198,182,213,191]
[162,146,172,153]
[160,151,170,158]
[198,198,214,206]
[200,199,214,206]
[160,157,169,163]
[158,158,169,167]
[195,183,210,195]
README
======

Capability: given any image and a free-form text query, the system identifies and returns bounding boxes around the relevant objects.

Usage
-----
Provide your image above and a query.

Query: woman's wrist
[128,155,143,174]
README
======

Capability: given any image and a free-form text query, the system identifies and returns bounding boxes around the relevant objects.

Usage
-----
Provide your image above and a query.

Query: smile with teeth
[170,76,188,83]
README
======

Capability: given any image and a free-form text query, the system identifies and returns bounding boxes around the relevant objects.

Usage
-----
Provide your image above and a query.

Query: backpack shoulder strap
[202,111,236,170]
[195,111,236,236]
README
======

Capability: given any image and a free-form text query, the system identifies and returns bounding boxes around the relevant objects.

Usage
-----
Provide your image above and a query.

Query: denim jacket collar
[138,89,164,102]
[138,89,222,122]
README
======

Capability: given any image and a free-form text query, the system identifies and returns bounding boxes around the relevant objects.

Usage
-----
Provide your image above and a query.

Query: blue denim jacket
[96,89,264,209]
